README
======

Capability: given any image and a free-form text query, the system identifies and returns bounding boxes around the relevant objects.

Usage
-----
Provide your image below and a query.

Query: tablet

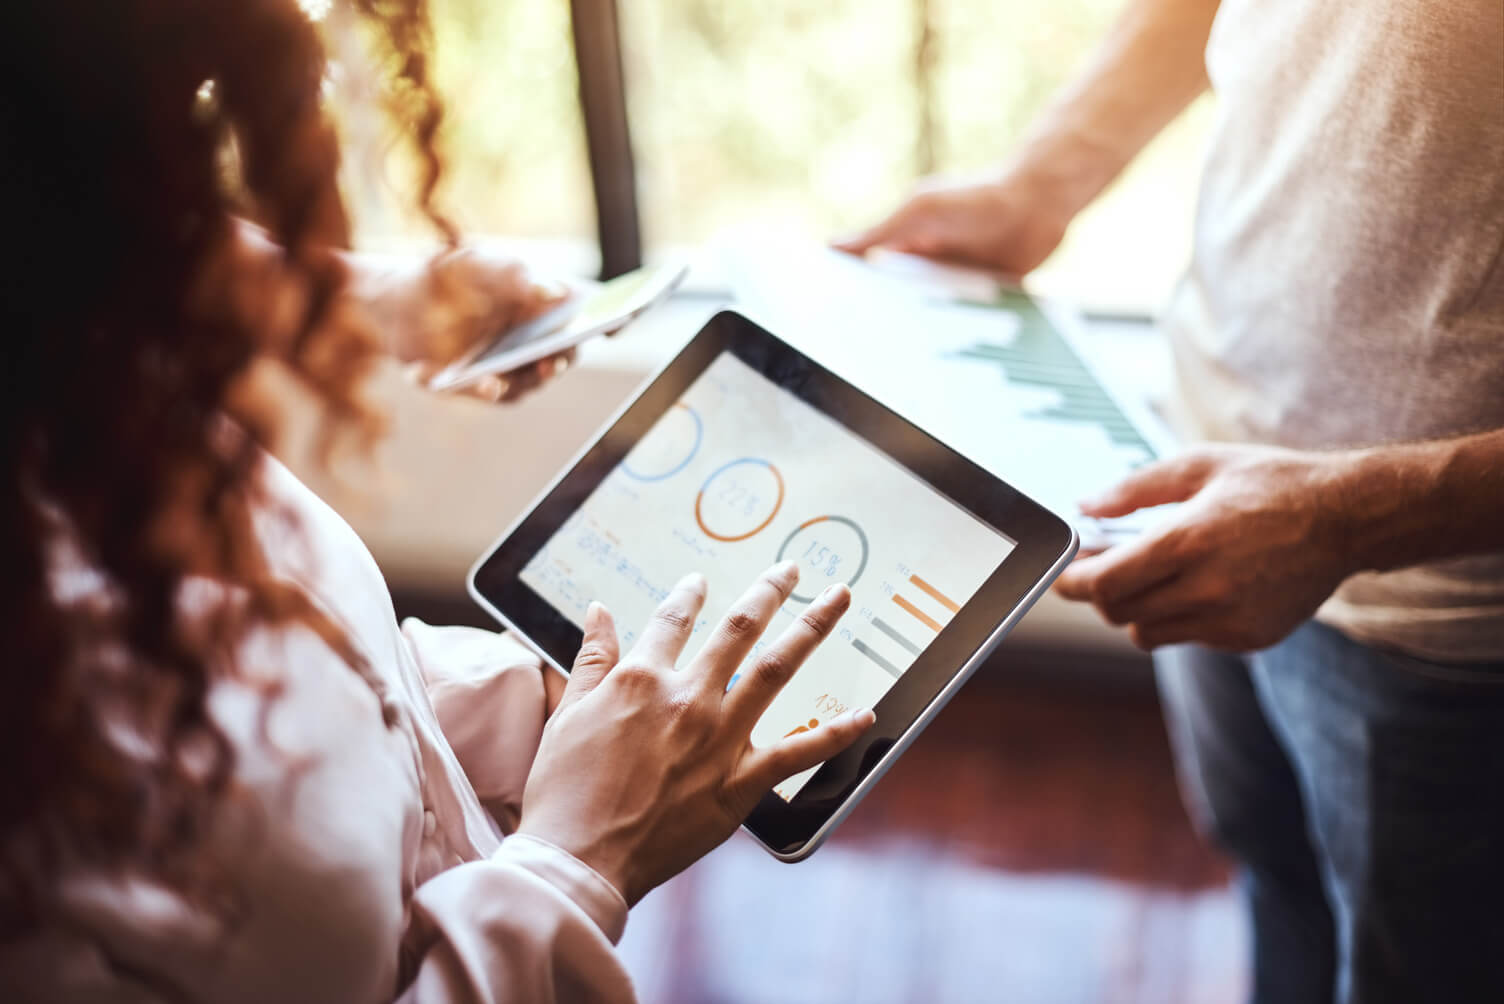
[470,310,1077,861]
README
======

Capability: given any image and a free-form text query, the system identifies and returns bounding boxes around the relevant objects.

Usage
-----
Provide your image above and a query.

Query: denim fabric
[1156,621,1504,1004]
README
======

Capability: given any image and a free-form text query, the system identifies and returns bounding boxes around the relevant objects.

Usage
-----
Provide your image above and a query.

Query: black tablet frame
[470,309,1078,860]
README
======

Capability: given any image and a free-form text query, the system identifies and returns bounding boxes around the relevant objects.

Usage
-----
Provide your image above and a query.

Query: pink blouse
[1,455,636,1002]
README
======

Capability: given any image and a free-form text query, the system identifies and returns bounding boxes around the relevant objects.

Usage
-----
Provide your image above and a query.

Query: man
[842,1,1504,1001]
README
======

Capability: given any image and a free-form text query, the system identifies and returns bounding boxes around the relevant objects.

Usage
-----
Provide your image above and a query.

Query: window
[326,0,1212,311]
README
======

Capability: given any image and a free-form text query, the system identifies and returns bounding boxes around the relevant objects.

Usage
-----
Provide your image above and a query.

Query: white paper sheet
[715,233,1181,545]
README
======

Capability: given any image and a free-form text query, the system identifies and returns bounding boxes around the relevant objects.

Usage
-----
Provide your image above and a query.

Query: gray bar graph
[953,291,1157,456]
[871,617,922,656]
[853,638,904,679]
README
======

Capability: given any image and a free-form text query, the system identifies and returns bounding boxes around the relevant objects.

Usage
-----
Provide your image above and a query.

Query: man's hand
[834,172,1076,278]
[1055,445,1359,651]
[835,0,1222,276]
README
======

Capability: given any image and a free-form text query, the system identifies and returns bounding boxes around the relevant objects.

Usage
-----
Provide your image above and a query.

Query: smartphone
[429,259,690,392]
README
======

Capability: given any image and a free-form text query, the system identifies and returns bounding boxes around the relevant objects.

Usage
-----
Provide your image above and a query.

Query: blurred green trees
[328,0,1210,308]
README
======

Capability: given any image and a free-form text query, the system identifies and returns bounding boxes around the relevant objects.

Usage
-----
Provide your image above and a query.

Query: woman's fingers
[543,664,569,716]
[624,572,708,669]
[742,706,876,794]
[513,275,571,325]
[497,350,574,403]
[452,251,558,335]
[721,582,850,729]
[561,601,621,710]
[692,560,801,692]
[462,373,509,402]
[404,359,443,386]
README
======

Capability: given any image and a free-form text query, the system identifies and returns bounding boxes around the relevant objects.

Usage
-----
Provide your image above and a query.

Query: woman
[0,2,874,1000]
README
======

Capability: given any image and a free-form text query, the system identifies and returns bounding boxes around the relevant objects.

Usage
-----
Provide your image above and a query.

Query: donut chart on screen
[694,458,785,542]
[621,403,702,482]
[515,347,1026,808]
[776,515,870,602]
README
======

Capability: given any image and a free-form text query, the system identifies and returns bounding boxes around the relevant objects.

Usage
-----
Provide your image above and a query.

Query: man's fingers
[1088,570,1221,628]
[1054,523,1190,608]
[1128,613,1244,652]
[693,560,801,692]
[721,582,850,728]
[1078,450,1224,518]
[833,202,919,256]
[832,222,890,256]
[625,572,708,669]
[563,601,621,708]
[743,707,876,794]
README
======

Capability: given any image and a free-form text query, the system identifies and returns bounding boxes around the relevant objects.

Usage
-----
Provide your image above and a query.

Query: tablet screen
[519,351,1015,799]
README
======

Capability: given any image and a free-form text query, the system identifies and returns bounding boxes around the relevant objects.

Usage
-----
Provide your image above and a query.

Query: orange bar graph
[909,574,960,613]
[893,594,943,633]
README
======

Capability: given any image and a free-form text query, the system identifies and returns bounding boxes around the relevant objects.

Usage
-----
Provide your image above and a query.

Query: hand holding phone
[429,260,689,392]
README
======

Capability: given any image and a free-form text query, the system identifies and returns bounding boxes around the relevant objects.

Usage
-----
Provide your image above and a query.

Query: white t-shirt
[1162,0,1504,661]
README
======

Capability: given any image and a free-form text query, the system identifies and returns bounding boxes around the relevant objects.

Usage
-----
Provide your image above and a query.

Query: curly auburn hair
[0,0,454,933]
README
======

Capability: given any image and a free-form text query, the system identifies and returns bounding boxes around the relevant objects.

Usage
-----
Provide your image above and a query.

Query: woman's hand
[347,244,571,402]
[517,561,876,905]
[834,167,1081,278]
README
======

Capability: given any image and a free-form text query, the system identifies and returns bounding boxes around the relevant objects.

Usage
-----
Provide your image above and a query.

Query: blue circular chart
[621,403,702,482]
[776,515,869,603]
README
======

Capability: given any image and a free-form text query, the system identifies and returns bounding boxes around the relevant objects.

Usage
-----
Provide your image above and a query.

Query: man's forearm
[1335,428,1504,573]
[1006,0,1222,213]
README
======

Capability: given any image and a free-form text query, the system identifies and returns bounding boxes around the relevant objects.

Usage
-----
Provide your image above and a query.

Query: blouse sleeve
[398,834,636,1003]
[401,619,553,831]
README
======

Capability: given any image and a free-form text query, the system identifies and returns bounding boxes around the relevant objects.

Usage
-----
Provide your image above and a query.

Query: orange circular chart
[693,458,785,542]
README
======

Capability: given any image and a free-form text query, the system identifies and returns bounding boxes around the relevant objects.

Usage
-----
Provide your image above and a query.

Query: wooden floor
[617,659,1247,1004]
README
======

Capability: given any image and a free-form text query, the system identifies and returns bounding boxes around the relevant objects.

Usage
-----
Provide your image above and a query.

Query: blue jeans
[1156,621,1504,1004]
